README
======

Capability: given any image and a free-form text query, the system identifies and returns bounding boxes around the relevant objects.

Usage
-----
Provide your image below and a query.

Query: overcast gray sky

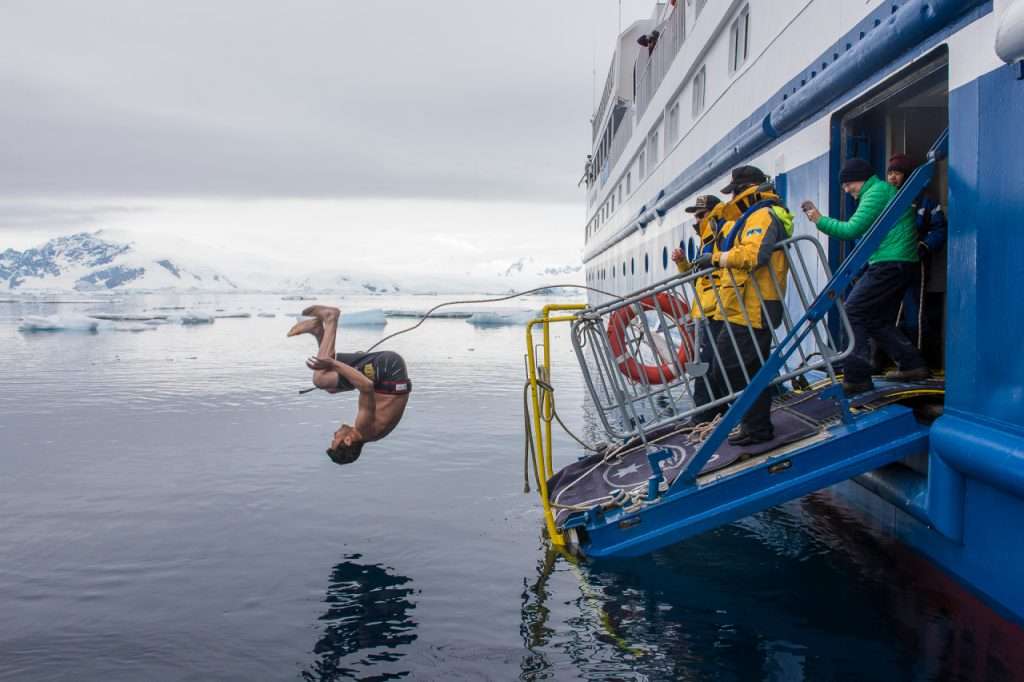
[0,0,652,273]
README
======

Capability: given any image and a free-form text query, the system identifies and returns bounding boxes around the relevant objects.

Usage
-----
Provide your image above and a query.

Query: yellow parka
[687,203,727,320]
[711,185,793,329]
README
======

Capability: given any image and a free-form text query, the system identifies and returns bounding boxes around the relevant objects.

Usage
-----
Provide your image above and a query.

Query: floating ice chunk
[18,314,100,332]
[257,312,277,318]
[465,310,537,327]
[340,309,387,326]
[384,309,472,319]
[213,312,252,319]
[169,311,215,325]
[90,313,168,322]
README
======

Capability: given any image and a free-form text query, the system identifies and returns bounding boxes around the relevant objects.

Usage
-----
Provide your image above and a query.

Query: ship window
[729,5,750,74]
[648,129,660,169]
[617,184,623,204]
[667,101,680,146]
[692,66,707,117]
[631,257,635,275]
[645,253,649,272]
[622,262,626,276]
[626,171,632,194]
[638,150,647,180]
[662,246,669,270]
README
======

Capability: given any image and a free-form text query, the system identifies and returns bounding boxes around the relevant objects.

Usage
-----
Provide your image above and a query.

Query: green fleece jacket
[816,174,918,264]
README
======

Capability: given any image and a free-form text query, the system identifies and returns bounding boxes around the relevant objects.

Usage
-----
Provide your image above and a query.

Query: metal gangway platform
[524,132,948,558]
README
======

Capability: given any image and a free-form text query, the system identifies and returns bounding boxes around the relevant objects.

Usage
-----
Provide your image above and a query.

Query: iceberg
[340,309,388,327]
[465,310,537,327]
[18,314,101,332]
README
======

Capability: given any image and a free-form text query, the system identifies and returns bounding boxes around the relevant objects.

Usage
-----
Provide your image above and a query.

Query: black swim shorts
[333,350,412,395]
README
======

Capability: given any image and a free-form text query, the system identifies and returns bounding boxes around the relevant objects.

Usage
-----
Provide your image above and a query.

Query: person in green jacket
[800,158,928,394]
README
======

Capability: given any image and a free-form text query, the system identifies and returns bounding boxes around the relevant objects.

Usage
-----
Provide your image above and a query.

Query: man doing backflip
[288,305,411,465]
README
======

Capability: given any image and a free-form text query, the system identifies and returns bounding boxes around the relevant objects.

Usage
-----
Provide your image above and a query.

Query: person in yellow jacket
[671,194,723,410]
[704,165,793,445]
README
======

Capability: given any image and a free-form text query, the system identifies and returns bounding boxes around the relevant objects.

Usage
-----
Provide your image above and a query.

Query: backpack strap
[721,199,778,252]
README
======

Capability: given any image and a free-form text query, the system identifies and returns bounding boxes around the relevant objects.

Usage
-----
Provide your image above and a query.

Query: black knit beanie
[839,158,874,184]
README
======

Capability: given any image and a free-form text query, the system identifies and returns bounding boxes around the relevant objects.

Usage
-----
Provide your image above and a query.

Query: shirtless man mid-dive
[288,305,411,465]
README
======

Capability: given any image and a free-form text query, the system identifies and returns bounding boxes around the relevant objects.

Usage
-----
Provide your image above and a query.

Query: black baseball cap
[721,165,768,194]
[684,194,721,214]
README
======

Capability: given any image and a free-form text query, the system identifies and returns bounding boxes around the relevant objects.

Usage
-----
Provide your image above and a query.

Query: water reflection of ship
[302,554,417,682]
[519,498,1023,681]
[801,492,1024,681]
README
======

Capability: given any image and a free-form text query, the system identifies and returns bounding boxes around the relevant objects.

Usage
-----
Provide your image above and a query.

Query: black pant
[692,318,723,409]
[843,262,926,385]
[706,321,775,438]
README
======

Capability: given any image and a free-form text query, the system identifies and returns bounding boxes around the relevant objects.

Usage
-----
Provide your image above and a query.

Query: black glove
[690,253,713,270]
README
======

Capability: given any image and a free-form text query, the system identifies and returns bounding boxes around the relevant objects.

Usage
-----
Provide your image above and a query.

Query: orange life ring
[606,291,693,384]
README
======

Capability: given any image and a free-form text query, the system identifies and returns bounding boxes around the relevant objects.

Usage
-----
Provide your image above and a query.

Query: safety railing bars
[672,127,949,488]
[572,233,853,444]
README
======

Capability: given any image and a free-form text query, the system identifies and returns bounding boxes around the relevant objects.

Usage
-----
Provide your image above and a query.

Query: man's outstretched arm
[308,357,377,438]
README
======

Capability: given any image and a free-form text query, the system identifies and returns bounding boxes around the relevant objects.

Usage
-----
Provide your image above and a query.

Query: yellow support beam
[524,303,586,547]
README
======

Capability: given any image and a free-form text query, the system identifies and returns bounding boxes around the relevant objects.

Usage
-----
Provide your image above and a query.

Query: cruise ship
[556,0,1023,624]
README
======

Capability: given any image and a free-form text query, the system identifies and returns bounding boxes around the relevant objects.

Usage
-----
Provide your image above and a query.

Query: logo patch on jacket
[745,228,764,236]
[362,363,376,380]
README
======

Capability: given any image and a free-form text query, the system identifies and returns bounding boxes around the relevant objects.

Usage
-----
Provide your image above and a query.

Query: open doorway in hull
[830,47,949,372]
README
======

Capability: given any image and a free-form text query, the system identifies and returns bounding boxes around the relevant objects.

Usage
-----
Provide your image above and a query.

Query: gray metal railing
[593,58,617,142]
[571,235,853,442]
[635,6,686,119]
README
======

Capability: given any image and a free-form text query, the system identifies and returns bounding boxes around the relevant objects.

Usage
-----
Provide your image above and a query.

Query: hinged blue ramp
[561,400,929,558]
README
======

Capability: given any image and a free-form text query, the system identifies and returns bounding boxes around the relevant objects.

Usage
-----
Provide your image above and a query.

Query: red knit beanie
[887,153,915,175]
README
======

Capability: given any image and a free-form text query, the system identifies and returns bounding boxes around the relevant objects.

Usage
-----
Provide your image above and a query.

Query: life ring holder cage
[605,291,696,385]
[570,235,855,444]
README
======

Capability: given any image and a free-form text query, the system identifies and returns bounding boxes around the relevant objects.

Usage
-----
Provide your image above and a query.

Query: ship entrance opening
[831,48,949,373]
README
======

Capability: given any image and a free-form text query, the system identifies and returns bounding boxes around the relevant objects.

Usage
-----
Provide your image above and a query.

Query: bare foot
[286,318,324,340]
[301,304,340,320]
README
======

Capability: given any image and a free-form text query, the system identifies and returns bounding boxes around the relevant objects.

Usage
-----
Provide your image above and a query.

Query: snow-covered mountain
[1,231,585,294]
[0,232,238,291]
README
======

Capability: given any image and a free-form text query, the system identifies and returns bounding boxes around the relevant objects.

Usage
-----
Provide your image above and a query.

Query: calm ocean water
[1,292,1019,681]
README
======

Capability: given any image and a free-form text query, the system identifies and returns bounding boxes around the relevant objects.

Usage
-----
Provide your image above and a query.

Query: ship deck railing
[635,4,687,119]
